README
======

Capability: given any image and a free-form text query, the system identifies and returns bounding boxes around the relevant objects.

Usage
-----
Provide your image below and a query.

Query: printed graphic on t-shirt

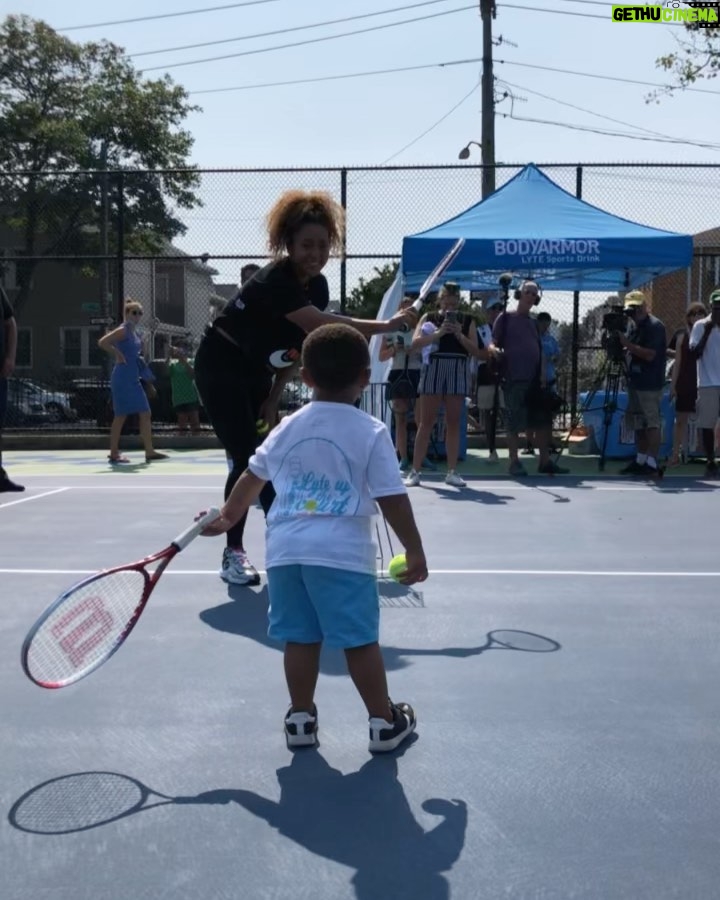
[276,439,360,517]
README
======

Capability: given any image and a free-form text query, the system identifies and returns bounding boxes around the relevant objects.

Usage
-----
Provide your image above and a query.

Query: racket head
[487,630,561,652]
[21,561,161,689]
[8,771,171,834]
[21,509,220,689]
[416,237,466,303]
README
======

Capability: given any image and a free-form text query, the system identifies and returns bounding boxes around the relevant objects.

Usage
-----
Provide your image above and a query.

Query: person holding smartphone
[405,283,482,488]
[378,297,425,470]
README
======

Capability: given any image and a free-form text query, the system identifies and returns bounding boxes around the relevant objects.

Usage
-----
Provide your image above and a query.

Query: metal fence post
[340,167,348,314]
[116,170,125,323]
[570,164,583,422]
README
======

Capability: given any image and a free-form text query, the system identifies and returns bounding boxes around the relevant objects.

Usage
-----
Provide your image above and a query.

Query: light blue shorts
[267,564,380,649]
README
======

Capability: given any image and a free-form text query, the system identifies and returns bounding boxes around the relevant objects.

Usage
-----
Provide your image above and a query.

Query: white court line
[1,567,719,578]
[0,487,70,509]
[6,482,719,493]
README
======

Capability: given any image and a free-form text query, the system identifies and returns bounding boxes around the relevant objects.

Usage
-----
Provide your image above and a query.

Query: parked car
[8,378,78,423]
[69,377,111,422]
[4,385,51,427]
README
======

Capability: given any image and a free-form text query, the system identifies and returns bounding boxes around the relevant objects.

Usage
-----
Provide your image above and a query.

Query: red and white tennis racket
[21,508,220,689]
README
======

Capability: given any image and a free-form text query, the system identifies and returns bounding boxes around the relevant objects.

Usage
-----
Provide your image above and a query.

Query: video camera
[600,301,629,364]
[601,304,627,334]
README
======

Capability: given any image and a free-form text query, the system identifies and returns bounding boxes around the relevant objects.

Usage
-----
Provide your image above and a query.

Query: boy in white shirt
[203,323,428,753]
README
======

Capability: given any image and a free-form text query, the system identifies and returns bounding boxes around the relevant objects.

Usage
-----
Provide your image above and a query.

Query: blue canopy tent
[401,164,693,292]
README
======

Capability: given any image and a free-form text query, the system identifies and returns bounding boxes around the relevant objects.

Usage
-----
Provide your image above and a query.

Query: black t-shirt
[427,311,472,356]
[627,314,667,390]
[212,258,329,372]
[0,286,13,363]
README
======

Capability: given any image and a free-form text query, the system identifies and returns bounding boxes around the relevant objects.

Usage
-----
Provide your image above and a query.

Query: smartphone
[445,310,458,324]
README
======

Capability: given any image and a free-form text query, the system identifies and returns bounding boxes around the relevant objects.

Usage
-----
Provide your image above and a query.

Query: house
[645,226,720,336]
[0,243,219,384]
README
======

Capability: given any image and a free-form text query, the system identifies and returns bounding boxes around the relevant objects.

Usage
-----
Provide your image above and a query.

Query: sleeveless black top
[427,311,472,356]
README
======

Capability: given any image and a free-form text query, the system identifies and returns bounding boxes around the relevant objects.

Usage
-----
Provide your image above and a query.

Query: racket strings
[11,773,146,834]
[25,569,148,686]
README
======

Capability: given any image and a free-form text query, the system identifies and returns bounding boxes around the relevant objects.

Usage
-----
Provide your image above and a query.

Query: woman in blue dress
[98,300,168,464]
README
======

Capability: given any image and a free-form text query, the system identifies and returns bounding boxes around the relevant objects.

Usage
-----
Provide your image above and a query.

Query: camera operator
[617,291,667,478]
[688,289,720,478]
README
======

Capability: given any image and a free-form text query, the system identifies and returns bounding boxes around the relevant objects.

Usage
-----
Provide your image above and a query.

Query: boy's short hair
[536,311,552,323]
[302,323,370,391]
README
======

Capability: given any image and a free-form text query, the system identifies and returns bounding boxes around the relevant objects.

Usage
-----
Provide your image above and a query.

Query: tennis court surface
[2,450,720,900]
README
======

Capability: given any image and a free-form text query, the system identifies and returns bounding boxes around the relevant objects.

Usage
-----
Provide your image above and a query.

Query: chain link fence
[2,163,719,434]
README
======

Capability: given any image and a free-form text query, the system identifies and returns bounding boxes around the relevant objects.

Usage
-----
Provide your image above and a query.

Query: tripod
[554,349,629,472]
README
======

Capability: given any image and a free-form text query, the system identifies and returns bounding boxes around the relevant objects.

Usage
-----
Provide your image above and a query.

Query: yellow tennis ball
[256,419,270,436]
[388,554,408,582]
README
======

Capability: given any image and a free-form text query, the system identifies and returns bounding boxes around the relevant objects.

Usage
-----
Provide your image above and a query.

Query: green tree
[346,263,399,318]
[651,17,719,97]
[0,15,201,311]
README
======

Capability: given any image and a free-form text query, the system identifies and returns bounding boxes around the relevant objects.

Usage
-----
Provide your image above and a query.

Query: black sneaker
[620,460,644,476]
[284,705,318,749]
[0,474,24,493]
[640,463,664,481]
[704,462,719,479]
[368,701,416,753]
[538,461,569,475]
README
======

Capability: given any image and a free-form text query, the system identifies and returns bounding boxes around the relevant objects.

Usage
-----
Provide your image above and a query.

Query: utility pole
[480,0,496,198]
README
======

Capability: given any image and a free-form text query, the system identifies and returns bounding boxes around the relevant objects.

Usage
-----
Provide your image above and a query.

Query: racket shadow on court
[199,584,426,676]
[384,629,561,660]
[8,753,468,900]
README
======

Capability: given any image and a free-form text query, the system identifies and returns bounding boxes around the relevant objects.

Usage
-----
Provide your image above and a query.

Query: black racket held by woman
[21,508,221,689]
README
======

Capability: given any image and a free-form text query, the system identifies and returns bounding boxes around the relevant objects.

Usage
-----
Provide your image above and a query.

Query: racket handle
[397,299,423,333]
[172,507,221,551]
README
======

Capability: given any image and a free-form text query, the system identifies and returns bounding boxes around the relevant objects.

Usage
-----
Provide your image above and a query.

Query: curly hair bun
[266,190,345,256]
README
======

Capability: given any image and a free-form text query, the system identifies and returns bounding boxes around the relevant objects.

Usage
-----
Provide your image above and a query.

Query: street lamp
[458,141,482,160]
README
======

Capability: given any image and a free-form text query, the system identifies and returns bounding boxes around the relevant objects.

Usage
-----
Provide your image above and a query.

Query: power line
[132,0,458,58]
[379,79,482,165]
[58,0,283,32]
[497,59,720,96]
[187,55,720,97]
[141,4,478,71]
[189,56,483,95]
[501,78,719,148]
[502,112,720,150]
[499,3,610,19]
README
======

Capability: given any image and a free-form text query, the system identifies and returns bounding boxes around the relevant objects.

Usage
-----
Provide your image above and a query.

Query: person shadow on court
[200,585,425,675]
[191,748,468,900]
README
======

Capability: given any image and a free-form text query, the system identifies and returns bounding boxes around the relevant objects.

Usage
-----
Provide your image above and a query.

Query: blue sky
[5,0,720,309]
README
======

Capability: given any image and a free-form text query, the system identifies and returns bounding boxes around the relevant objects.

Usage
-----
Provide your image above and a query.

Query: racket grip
[172,507,222,551]
[397,299,423,333]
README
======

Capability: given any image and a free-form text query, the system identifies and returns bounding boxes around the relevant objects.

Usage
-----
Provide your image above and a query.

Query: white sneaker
[369,701,416,753]
[486,450,499,463]
[219,547,261,585]
[284,706,318,748]
[445,471,466,487]
[404,469,421,487]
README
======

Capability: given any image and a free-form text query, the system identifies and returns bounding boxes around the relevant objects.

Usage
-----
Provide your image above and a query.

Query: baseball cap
[623,290,646,309]
[709,289,720,305]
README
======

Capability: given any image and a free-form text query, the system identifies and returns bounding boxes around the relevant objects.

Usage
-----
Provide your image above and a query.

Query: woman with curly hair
[194,190,414,586]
